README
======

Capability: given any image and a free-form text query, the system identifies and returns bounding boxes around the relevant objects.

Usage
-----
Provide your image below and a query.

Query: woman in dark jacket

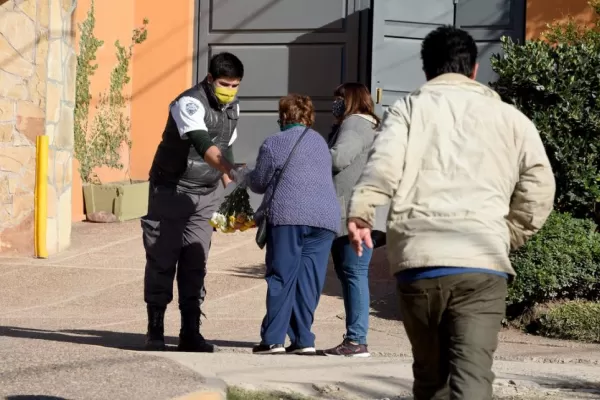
[243,94,341,355]
[324,83,381,357]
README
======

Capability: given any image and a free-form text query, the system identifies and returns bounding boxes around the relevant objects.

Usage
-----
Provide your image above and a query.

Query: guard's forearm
[204,146,234,176]
[187,129,214,157]
[187,129,233,175]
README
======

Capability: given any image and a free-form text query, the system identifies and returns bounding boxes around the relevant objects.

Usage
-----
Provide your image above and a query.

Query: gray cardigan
[329,114,383,235]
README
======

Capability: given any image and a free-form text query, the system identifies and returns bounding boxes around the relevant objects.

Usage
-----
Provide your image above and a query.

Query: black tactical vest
[149,79,239,194]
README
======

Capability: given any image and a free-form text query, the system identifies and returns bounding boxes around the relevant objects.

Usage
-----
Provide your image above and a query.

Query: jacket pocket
[226,106,239,121]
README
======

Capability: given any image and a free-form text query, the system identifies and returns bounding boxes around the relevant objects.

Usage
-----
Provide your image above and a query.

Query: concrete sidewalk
[0,221,599,399]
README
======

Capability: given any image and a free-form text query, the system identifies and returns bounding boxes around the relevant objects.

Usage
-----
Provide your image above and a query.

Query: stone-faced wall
[0,0,75,255]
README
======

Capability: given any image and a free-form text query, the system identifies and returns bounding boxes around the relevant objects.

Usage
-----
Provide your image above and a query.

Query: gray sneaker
[323,338,370,358]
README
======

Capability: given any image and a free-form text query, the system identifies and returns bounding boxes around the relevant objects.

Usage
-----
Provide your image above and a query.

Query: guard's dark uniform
[142,79,238,350]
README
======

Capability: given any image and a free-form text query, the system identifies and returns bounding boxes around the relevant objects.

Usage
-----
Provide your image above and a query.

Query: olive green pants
[397,273,507,400]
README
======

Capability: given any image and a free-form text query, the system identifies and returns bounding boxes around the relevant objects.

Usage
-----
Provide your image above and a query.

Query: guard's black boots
[145,305,166,351]
[177,308,216,353]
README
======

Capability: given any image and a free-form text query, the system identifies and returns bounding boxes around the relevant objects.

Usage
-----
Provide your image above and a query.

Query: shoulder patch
[185,101,199,115]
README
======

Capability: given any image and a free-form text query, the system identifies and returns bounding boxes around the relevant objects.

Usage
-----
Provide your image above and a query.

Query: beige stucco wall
[0,0,75,255]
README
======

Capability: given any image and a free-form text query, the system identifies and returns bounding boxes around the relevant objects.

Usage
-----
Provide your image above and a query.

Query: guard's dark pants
[397,273,507,400]
[261,225,335,347]
[142,181,223,311]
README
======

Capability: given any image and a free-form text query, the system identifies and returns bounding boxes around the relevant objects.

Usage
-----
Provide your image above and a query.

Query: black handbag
[256,127,310,249]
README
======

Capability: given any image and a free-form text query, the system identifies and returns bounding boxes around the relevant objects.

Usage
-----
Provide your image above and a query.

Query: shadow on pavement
[0,326,255,350]
[230,242,402,322]
[6,397,70,400]
[522,374,600,393]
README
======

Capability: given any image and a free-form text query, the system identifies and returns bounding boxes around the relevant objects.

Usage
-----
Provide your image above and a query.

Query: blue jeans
[331,235,374,345]
[261,225,335,347]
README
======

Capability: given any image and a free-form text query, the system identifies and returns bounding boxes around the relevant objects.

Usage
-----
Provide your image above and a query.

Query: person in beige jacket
[347,26,556,400]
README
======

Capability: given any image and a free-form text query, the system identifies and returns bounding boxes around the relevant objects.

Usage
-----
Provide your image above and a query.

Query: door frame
[192,0,201,85]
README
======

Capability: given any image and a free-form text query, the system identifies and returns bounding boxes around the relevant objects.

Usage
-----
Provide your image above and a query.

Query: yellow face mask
[213,86,238,104]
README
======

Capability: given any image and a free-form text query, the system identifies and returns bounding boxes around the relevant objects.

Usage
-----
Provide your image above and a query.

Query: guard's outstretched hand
[221,174,233,188]
[230,166,252,188]
[347,218,373,257]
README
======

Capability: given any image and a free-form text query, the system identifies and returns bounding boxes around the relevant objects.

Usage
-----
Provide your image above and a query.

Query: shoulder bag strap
[264,127,310,212]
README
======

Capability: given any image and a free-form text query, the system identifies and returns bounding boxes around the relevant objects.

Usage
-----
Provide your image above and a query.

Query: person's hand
[221,174,233,188]
[347,217,373,257]
[229,167,243,182]
[230,166,251,187]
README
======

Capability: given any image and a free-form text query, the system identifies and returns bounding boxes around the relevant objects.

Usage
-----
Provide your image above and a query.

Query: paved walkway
[0,221,599,399]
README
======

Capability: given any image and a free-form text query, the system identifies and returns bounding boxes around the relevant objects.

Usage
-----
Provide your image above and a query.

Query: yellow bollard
[34,135,48,258]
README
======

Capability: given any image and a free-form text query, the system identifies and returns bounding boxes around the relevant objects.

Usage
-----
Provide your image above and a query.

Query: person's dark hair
[208,52,244,80]
[421,26,477,80]
[334,82,381,128]
[279,94,315,127]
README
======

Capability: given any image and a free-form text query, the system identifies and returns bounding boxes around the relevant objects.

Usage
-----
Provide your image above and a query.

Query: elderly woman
[324,82,381,358]
[242,94,341,355]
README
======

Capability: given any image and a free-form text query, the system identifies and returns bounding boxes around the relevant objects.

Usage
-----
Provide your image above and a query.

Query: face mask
[213,85,238,104]
[332,99,345,118]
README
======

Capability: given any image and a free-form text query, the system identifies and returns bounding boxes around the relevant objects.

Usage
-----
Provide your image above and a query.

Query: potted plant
[74,0,149,222]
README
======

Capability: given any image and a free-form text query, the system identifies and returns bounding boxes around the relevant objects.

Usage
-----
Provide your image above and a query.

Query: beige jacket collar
[422,73,501,100]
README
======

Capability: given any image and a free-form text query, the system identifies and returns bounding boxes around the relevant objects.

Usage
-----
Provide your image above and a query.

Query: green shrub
[490,1,600,221]
[227,387,311,400]
[535,301,600,343]
[507,212,600,315]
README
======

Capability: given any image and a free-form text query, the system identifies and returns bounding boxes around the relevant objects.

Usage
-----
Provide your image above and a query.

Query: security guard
[142,52,244,352]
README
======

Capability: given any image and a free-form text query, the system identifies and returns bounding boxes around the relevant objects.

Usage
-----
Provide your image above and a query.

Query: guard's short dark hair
[421,26,478,79]
[208,52,244,80]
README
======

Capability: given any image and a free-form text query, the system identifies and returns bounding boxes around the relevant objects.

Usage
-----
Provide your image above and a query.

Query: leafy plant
[490,1,600,221]
[507,212,600,317]
[227,387,312,400]
[74,0,102,183]
[74,0,148,184]
[535,301,600,343]
[543,0,600,45]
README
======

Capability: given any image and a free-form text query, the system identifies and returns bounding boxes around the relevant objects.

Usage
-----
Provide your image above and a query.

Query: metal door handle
[375,87,382,104]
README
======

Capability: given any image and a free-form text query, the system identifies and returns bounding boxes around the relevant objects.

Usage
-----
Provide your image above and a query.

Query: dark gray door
[196,0,368,164]
[370,0,454,114]
[371,0,525,113]
[456,0,526,85]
